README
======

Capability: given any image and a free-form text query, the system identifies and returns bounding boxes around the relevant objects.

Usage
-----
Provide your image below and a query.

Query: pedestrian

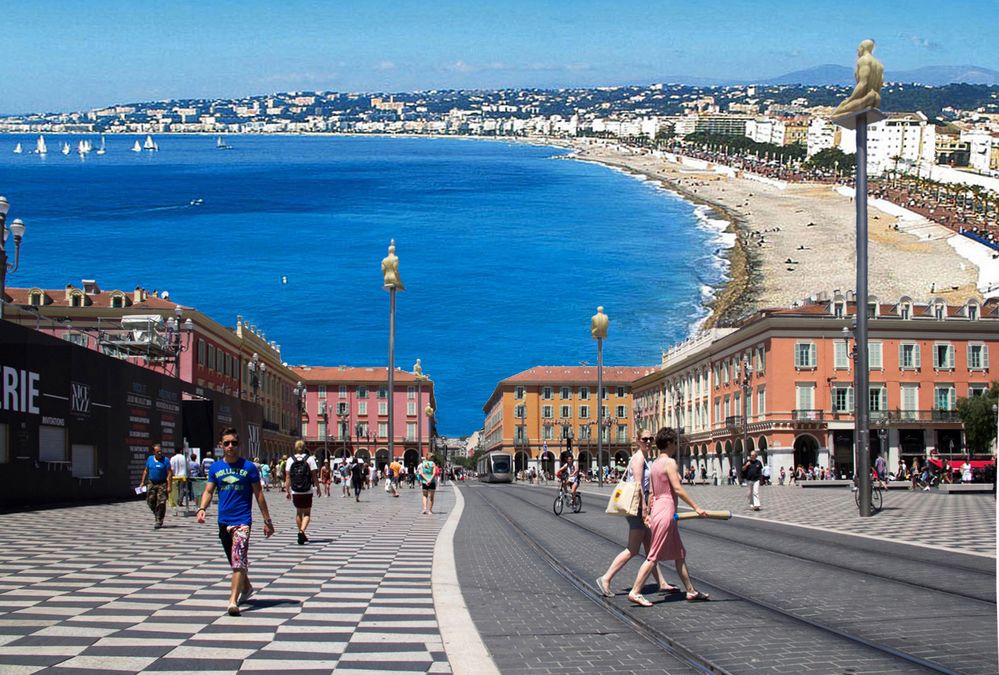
[961,458,973,483]
[138,444,172,529]
[197,427,275,616]
[385,461,400,497]
[169,446,189,515]
[778,466,786,486]
[761,463,771,486]
[275,455,286,488]
[418,455,438,514]
[350,459,366,502]
[341,461,352,497]
[742,450,763,511]
[259,460,271,491]
[319,462,332,496]
[187,452,200,503]
[408,465,417,489]
[201,450,216,477]
[627,427,709,607]
[285,440,321,545]
[728,466,736,485]
[596,429,675,597]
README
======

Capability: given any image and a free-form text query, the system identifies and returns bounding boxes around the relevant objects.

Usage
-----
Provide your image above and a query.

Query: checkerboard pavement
[0,482,454,674]
[525,480,997,556]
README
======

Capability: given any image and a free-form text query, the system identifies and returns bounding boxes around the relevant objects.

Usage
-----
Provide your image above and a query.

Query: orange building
[632,292,998,479]
[482,365,652,475]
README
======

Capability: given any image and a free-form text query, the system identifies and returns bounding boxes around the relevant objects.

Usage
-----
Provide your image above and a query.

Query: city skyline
[2,0,997,114]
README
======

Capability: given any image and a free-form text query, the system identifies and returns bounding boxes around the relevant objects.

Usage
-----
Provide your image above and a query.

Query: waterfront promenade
[0,482,995,673]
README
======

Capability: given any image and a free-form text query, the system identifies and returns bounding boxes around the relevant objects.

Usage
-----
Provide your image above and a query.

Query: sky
[1,0,997,113]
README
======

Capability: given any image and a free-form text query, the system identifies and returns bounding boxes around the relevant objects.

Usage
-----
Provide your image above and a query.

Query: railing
[262,419,281,432]
[889,409,961,423]
[792,409,824,421]
[725,415,744,429]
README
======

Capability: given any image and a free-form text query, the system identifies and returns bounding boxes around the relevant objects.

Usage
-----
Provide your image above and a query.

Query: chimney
[65,284,75,302]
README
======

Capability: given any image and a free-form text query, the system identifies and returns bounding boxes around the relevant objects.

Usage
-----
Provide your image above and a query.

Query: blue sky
[1,0,996,113]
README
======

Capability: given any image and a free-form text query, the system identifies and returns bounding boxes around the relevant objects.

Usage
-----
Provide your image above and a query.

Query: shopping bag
[605,480,640,516]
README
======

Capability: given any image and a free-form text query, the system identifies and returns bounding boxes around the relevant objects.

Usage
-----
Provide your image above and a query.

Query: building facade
[482,365,652,475]
[292,366,436,471]
[632,293,998,480]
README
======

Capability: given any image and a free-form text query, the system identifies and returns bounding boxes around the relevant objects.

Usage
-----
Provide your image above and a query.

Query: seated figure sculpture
[833,39,884,117]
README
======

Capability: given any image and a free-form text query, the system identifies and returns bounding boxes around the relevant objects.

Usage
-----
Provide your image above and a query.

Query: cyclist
[873,454,888,491]
[555,454,577,497]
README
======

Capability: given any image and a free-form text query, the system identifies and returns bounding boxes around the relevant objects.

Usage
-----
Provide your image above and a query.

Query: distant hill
[756,64,999,86]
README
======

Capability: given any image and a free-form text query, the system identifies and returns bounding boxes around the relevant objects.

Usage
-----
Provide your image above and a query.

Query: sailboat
[35,135,47,155]
[13,143,22,154]
[216,135,232,150]
[77,140,90,156]
[143,135,157,151]
[62,142,71,156]
[131,140,142,152]
[96,135,106,155]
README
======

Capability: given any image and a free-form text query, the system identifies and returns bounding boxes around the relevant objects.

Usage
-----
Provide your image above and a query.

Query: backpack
[289,455,313,492]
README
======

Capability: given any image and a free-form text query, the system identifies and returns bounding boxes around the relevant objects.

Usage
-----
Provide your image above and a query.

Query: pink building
[292,366,437,470]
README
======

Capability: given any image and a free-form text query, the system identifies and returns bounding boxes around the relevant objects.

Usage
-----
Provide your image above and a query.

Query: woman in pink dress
[628,427,710,607]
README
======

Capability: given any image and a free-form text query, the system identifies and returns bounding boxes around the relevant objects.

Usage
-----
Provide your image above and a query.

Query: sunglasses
[222,440,239,447]
[640,436,654,442]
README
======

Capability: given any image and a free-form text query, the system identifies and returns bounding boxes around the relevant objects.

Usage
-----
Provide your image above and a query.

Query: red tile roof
[3,286,185,310]
[501,365,652,385]
[291,366,428,384]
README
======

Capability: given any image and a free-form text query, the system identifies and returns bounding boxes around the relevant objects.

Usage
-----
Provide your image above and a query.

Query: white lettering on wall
[1,366,41,414]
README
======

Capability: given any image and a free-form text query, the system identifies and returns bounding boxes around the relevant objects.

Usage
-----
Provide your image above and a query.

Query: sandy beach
[567,139,984,327]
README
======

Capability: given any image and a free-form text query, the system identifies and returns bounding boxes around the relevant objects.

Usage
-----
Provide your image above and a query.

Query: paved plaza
[0,479,995,674]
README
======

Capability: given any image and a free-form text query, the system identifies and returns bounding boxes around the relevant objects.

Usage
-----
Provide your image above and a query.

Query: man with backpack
[284,441,321,545]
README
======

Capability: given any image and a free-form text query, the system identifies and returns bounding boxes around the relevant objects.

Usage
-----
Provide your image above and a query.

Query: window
[70,294,84,308]
[729,360,736,383]
[64,333,87,348]
[616,386,625,398]
[601,406,609,418]
[833,301,845,318]
[868,341,883,370]
[406,422,417,441]
[111,295,125,308]
[713,399,721,424]
[39,425,66,462]
[615,405,626,418]
[339,385,347,398]
[932,343,955,370]
[834,341,850,369]
[0,422,8,463]
[197,339,205,366]
[29,291,43,306]
[795,342,817,368]
[578,424,591,440]
[899,343,921,369]
[357,422,369,437]
[515,426,526,443]
[723,396,730,418]
[560,405,571,418]
[514,404,527,419]
[579,405,590,419]
[579,387,589,400]
[207,345,215,371]
[301,422,308,438]
[969,384,989,397]
[968,344,989,371]
[795,383,815,410]
[515,386,525,400]
[317,421,327,438]
[543,425,553,440]
[318,384,326,399]
[542,387,553,400]
[560,387,571,399]
[756,347,766,373]
[71,444,96,478]
[721,363,729,384]
[357,386,368,399]
[900,303,911,320]
[900,384,919,419]
[336,402,348,415]
[601,387,608,400]
[407,402,416,415]
[934,386,955,411]
[757,386,766,418]
[542,405,553,419]
[378,402,388,415]
[867,302,878,319]
[378,422,388,438]
[616,425,628,443]
[869,386,887,413]
[933,303,945,320]
[377,387,388,399]
[712,365,720,387]
[968,304,978,320]
[407,386,415,400]
[600,426,610,443]
[358,401,367,415]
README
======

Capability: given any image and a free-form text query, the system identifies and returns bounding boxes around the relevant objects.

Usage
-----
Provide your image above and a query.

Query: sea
[0,134,731,434]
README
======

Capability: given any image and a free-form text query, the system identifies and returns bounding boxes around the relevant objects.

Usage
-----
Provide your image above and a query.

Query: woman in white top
[961,460,973,483]
[595,429,676,597]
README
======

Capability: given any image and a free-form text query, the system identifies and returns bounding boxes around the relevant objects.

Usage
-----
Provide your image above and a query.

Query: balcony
[888,409,961,424]
[725,415,744,430]
[791,409,824,422]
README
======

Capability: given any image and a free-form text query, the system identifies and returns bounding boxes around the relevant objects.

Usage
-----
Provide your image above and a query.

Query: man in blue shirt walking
[197,427,275,616]
[138,444,172,529]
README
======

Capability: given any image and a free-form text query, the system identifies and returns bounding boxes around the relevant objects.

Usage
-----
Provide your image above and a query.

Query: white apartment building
[746,117,786,146]
[807,112,935,175]
[806,118,838,156]
[965,131,999,176]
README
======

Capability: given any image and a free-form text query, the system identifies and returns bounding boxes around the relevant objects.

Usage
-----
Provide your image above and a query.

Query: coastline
[562,139,984,330]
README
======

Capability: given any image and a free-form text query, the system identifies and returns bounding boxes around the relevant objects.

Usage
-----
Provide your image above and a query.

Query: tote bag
[605,478,640,516]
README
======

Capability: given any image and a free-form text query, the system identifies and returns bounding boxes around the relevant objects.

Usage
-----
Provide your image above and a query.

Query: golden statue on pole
[590,306,609,340]
[832,39,884,118]
[381,239,405,291]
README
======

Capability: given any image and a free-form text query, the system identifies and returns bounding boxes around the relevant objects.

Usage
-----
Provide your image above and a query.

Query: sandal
[685,591,710,602]
[627,593,653,607]
[227,603,241,616]
[595,576,614,597]
[659,584,681,594]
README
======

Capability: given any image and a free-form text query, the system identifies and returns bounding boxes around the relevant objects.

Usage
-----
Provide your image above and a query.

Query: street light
[993,403,998,458]
[0,196,28,321]
[292,379,306,434]
[672,382,685,470]
[591,306,609,488]
[164,305,193,378]
[336,406,350,464]
[382,240,405,468]
[425,405,435,466]
[247,352,266,402]
[740,355,754,481]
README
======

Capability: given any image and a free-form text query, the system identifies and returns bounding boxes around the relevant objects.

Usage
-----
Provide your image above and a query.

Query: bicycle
[853,482,883,514]
[553,482,582,515]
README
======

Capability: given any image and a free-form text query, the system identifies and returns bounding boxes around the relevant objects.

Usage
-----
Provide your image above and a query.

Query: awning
[928,458,994,470]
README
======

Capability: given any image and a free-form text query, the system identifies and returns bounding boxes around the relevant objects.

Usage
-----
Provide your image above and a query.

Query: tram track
[483,482,969,674]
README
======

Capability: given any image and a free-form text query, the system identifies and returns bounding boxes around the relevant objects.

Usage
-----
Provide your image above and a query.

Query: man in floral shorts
[197,427,275,616]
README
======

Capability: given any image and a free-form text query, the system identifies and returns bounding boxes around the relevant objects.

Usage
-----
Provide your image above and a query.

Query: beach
[566,139,985,327]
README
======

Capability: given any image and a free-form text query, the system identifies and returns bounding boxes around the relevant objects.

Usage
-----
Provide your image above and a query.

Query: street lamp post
[0,196,27,321]
[425,404,435,464]
[672,383,685,471]
[993,404,998,458]
[293,380,306,437]
[591,306,609,488]
[382,240,405,469]
[164,305,193,378]
[247,352,266,402]
[740,356,754,480]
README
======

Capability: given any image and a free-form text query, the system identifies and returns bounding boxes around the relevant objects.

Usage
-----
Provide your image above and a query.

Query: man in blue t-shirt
[197,427,274,617]
[138,444,173,529]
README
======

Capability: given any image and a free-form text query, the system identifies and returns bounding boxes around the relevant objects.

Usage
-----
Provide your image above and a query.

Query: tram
[477,451,513,483]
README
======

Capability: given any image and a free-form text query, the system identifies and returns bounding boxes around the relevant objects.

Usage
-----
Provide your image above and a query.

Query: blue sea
[0,134,730,434]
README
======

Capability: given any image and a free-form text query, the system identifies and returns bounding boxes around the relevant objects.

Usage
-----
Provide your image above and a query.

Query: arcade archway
[793,434,819,468]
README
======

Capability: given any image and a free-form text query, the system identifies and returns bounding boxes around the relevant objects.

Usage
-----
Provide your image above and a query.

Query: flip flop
[627,594,653,607]
[595,576,614,597]
[685,591,710,602]
[659,584,681,594]
[227,603,241,616]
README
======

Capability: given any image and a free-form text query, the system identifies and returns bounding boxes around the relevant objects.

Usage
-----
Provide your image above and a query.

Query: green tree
[805,147,855,172]
[956,382,999,454]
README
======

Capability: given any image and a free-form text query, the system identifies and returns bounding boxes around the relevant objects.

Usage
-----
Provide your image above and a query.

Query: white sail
[62,142,71,155]
[132,140,142,152]
[96,135,106,155]
[144,135,156,150]
[78,140,89,156]
[13,143,22,154]
[36,135,47,155]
